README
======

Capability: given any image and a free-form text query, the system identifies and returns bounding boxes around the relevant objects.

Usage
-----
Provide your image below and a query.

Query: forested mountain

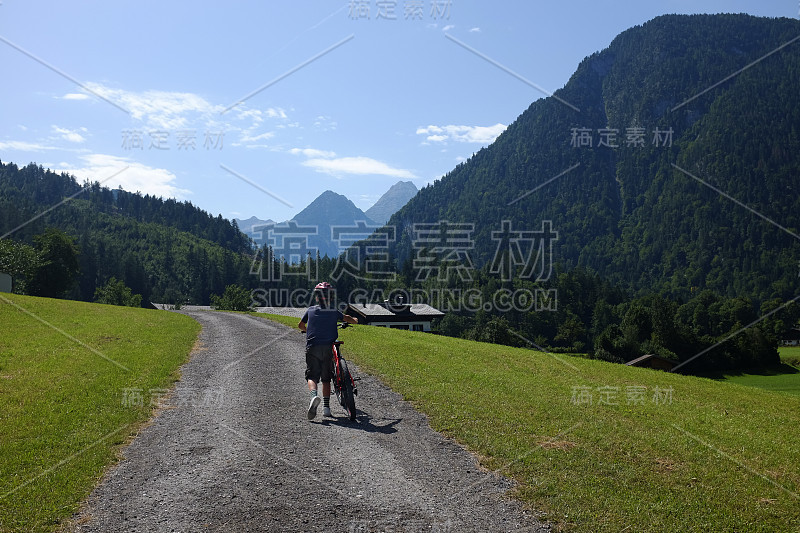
[365,181,418,225]
[388,14,800,306]
[0,161,254,304]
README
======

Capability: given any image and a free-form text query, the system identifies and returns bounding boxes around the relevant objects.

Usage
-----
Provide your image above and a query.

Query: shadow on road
[316,412,401,434]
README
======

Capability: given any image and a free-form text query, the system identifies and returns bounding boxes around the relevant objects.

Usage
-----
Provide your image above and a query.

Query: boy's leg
[307,379,321,419]
[306,346,323,420]
[322,381,331,416]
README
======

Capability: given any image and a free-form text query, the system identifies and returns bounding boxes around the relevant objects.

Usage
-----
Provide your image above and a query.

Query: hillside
[0,161,255,304]
[365,180,418,225]
[387,14,800,305]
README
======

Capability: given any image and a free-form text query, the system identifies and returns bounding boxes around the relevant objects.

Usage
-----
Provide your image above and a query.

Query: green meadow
[707,346,800,398]
[0,294,199,533]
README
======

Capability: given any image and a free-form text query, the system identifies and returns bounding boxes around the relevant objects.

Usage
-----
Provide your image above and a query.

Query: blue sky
[0,0,795,223]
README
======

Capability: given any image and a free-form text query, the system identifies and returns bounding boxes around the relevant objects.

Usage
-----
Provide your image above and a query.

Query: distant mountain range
[365,181,418,225]
[236,180,417,258]
[234,216,274,233]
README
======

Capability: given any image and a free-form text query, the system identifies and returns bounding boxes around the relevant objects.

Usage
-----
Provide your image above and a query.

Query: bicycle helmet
[313,281,333,308]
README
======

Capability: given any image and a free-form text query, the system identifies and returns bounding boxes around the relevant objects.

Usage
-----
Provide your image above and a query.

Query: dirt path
[71,311,548,532]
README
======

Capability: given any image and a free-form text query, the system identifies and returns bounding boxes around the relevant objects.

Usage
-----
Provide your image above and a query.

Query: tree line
[0,161,254,305]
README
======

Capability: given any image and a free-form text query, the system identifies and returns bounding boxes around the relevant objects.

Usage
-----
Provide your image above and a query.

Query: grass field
[710,347,800,397]
[716,365,800,397]
[262,313,800,532]
[0,294,200,533]
[779,345,800,367]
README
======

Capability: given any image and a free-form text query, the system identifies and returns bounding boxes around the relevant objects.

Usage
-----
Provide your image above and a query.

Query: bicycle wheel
[338,358,357,421]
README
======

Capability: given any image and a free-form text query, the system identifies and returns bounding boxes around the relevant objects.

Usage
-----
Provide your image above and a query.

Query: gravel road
[71,310,549,532]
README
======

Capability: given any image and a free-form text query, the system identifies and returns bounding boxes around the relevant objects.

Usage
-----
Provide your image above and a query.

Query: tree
[211,284,254,312]
[0,238,40,294]
[94,277,143,307]
[28,228,80,298]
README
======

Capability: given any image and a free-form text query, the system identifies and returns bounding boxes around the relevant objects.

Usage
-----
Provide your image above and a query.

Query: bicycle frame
[331,340,357,420]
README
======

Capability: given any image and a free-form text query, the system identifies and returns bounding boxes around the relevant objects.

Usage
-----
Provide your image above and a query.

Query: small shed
[625,354,676,371]
[0,273,11,294]
[780,329,800,346]
[345,300,444,332]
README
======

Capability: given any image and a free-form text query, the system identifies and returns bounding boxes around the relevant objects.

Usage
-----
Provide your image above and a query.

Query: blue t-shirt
[302,306,344,346]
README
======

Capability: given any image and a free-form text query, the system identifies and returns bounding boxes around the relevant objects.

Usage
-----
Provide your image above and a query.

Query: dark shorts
[305,344,333,383]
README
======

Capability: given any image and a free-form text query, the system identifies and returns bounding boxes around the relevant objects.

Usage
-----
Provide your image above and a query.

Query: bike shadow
[318,412,401,434]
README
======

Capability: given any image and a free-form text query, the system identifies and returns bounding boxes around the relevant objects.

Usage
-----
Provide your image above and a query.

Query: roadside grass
[260,314,800,532]
[0,294,200,533]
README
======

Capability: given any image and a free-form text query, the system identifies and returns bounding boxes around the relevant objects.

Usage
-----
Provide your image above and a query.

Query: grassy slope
[262,314,799,532]
[0,294,200,533]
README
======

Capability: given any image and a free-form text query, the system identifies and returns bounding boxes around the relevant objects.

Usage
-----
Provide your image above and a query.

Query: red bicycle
[332,324,358,421]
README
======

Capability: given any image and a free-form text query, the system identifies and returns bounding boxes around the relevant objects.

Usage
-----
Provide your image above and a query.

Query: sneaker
[323,407,332,417]
[307,396,321,420]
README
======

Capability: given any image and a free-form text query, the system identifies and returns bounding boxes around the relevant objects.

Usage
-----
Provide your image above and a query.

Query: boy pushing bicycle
[298,282,358,420]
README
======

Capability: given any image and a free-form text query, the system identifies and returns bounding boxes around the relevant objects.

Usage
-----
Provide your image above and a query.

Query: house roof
[346,303,444,319]
[781,328,800,340]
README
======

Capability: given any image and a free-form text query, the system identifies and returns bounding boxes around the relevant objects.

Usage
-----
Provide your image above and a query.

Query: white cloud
[416,123,506,144]
[442,24,455,31]
[313,115,337,131]
[68,84,287,145]
[239,131,275,143]
[235,107,286,123]
[290,147,414,179]
[235,108,264,124]
[265,108,288,119]
[62,154,191,199]
[469,27,481,33]
[303,156,416,179]
[52,126,86,143]
[60,93,90,100]
[83,83,218,130]
[290,147,337,158]
[0,140,60,151]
